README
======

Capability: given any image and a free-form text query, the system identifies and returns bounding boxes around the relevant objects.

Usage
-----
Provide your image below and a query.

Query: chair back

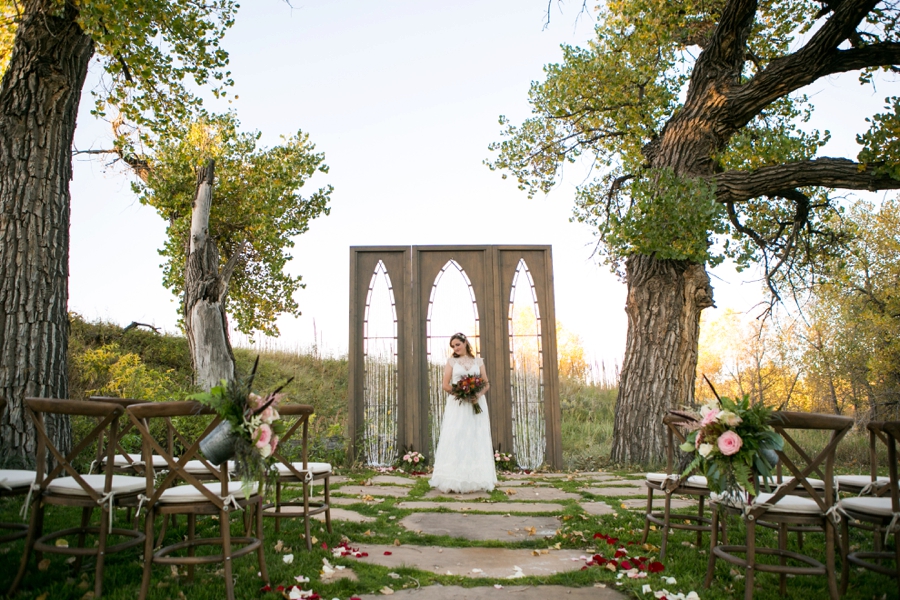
[748,411,853,519]
[87,396,174,474]
[270,404,315,479]
[126,401,236,509]
[25,398,124,502]
[879,421,900,514]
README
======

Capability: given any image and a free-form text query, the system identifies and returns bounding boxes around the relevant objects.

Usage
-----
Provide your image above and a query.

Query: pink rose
[255,423,273,451]
[700,408,720,427]
[717,430,743,456]
[248,393,263,409]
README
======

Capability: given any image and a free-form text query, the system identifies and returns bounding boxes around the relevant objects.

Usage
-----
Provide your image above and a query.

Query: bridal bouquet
[451,375,485,414]
[192,356,293,493]
[678,395,783,500]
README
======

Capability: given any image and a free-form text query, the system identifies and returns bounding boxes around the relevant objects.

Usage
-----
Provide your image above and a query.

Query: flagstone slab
[423,489,492,500]
[369,475,416,486]
[579,501,616,516]
[400,513,559,541]
[583,487,648,497]
[349,544,593,580]
[493,479,551,487]
[355,584,626,600]
[335,485,410,498]
[618,498,697,510]
[498,487,580,501]
[396,501,566,514]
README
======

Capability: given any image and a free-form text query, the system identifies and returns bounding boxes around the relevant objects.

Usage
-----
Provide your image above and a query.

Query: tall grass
[559,376,617,471]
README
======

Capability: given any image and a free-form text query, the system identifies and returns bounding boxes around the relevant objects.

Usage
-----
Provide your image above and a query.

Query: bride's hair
[449,333,475,358]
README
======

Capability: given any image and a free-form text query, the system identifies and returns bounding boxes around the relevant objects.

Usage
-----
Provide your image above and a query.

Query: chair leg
[303,479,312,551]
[839,517,850,596]
[778,523,787,595]
[9,494,42,596]
[894,530,900,600]
[222,506,235,600]
[187,514,196,581]
[744,521,756,600]
[94,503,111,598]
[256,496,269,584]
[640,488,653,544]
[660,492,672,560]
[825,519,840,600]
[697,495,706,548]
[704,504,719,589]
[274,481,282,534]
[324,476,332,534]
[138,509,156,600]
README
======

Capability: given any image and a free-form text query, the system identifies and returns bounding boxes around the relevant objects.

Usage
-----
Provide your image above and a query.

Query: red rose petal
[648,561,665,573]
[614,549,627,558]
[620,560,633,570]
[593,533,607,539]
[260,585,272,592]
[321,542,328,550]
[384,551,392,555]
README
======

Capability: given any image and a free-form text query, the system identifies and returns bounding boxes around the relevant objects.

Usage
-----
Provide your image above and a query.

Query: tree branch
[687,0,758,97]
[714,158,900,204]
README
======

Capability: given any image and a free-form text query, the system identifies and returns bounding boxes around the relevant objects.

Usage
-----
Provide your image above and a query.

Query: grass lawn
[1,472,895,599]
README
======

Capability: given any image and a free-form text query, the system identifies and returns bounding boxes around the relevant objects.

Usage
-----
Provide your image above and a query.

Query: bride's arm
[441,360,453,393]
[479,360,491,395]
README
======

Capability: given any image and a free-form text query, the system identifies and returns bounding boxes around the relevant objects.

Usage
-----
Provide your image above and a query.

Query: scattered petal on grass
[380,586,394,595]
[507,566,525,579]
[493,585,503,589]
[471,568,483,573]
[384,551,392,555]
[642,584,652,594]
[283,554,294,564]
[663,577,677,585]
[38,559,51,571]
[388,573,401,579]
[295,575,310,583]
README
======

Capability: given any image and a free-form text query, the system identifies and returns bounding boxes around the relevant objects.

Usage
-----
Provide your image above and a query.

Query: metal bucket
[199,420,236,466]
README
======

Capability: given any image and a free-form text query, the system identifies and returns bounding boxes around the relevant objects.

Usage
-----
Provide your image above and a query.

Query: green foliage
[134,112,332,336]
[858,96,900,179]
[583,167,727,267]
[75,343,180,402]
[487,0,897,277]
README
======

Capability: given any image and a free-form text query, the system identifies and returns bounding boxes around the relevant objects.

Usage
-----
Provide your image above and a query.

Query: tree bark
[184,159,237,391]
[0,0,93,466]
[610,255,714,465]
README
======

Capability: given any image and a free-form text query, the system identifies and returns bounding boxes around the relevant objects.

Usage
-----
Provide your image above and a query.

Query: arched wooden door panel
[349,246,561,469]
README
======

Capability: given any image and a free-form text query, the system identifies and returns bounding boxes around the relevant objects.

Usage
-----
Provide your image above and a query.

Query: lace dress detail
[429,356,498,494]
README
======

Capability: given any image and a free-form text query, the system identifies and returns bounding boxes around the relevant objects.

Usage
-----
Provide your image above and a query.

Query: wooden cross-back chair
[0,397,36,544]
[703,411,853,600]
[88,396,173,476]
[839,419,900,596]
[261,403,332,550]
[126,401,269,600]
[641,411,714,559]
[836,421,892,496]
[9,398,146,598]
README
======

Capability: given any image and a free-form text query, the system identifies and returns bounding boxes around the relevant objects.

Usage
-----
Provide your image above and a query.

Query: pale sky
[67,1,893,369]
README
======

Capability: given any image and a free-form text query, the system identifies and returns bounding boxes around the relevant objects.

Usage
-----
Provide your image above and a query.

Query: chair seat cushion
[158,481,258,504]
[110,453,170,468]
[645,472,708,488]
[840,496,894,518]
[835,475,890,489]
[275,462,332,477]
[46,474,145,497]
[711,491,824,515]
[0,469,36,490]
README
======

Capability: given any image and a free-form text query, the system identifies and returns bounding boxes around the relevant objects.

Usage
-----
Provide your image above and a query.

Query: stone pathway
[306,470,705,599]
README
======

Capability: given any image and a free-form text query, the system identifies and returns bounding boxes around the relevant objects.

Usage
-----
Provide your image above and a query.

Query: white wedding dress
[429,356,498,493]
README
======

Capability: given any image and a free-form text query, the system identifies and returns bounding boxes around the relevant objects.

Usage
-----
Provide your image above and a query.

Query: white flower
[698,443,715,458]
[699,403,718,418]
[717,410,742,427]
[258,444,272,458]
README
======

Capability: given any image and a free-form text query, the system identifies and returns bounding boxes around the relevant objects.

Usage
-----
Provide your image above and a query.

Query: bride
[429,332,498,493]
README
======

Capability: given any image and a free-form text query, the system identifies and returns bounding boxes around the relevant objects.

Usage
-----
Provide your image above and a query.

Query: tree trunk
[610,254,714,465]
[0,1,93,466]
[184,159,237,391]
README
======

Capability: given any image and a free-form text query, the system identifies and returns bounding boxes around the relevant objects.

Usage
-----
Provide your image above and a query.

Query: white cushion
[840,496,893,517]
[0,469,36,490]
[835,475,890,489]
[46,474,145,497]
[645,472,708,488]
[711,491,824,515]
[158,481,258,504]
[275,462,332,477]
[110,453,170,468]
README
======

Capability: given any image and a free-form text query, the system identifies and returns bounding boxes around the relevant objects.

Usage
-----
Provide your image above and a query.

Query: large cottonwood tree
[0,0,237,464]
[490,0,900,463]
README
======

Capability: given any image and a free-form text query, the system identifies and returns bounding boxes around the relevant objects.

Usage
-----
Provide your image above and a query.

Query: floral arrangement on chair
[192,356,292,493]
[678,395,783,500]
